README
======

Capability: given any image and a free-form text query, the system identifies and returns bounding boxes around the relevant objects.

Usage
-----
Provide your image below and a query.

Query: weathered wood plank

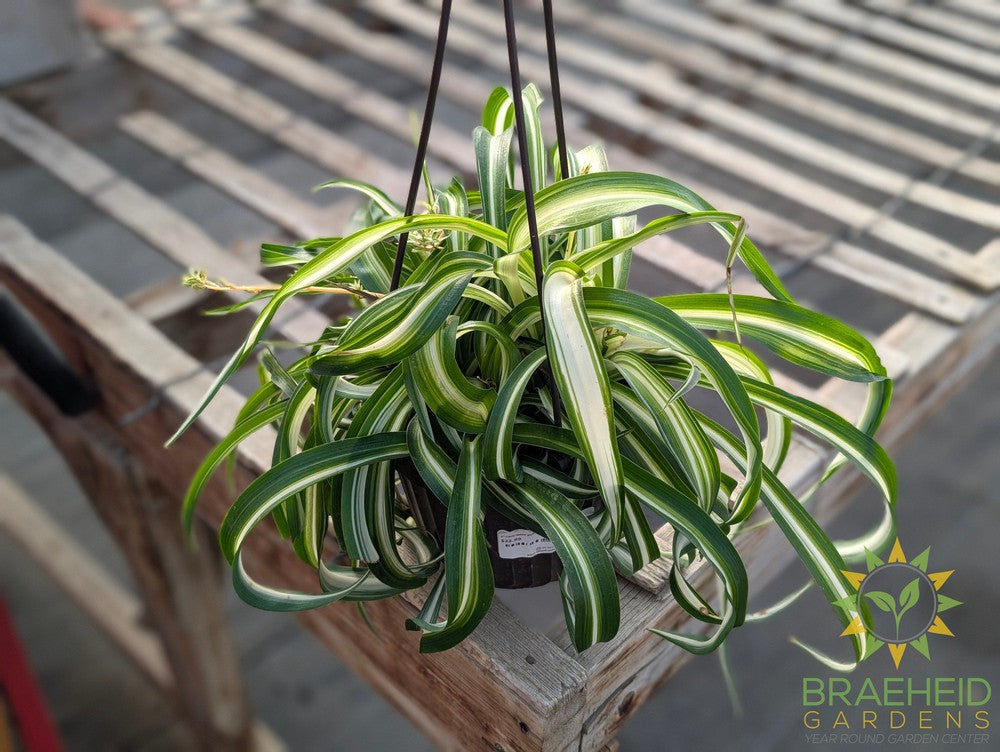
[781,0,1000,80]
[0,465,288,752]
[941,0,1000,24]
[547,1,1000,187]
[268,0,980,322]
[124,274,212,321]
[0,363,252,750]
[107,38,415,201]
[623,1,1000,143]
[0,217,592,752]
[176,14,477,176]
[0,468,172,692]
[449,1,1000,230]
[862,0,1000,49]
[0,98,328,348]
[118,109,350,238]
[714,0,1000,107]
[359,0,997,300]
[417,0,998,282]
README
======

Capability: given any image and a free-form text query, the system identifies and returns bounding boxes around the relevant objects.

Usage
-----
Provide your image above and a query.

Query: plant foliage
[177,85,894,658]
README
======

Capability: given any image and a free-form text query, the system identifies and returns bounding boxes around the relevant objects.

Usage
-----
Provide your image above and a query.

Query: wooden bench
[1,0,997,748]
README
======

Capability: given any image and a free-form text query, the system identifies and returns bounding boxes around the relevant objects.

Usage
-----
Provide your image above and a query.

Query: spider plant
[175,85,894,658]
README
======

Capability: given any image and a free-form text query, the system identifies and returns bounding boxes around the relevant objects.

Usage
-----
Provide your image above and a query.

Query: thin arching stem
[390,0,453,292]
[542,0,570,181]
[502,0,563,427]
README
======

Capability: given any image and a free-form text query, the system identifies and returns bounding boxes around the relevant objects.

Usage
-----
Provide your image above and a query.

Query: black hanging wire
[542,0,570,181]
[502,0,545,300]
[389,0,454,292]
[388,0,566,425]
[502,0,563,427]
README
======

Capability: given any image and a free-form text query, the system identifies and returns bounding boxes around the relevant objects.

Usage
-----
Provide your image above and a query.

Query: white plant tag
[496,529,556,560]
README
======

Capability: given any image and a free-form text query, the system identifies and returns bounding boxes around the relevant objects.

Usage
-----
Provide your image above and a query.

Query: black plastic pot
[395,458,562,589]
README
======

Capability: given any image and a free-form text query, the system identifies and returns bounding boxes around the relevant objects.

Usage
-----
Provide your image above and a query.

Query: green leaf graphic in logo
[837,538,960,668]
[864,578,921,641]
[864,590,896,613]
[895,577,921,639]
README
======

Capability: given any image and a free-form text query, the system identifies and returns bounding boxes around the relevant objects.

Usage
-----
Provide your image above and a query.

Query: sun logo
[834,538,962,669]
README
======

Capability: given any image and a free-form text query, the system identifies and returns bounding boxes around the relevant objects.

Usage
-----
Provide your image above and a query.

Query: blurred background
[1,0,997,749]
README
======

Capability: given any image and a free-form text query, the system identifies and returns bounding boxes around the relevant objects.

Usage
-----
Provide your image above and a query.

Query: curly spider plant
[174,85,894,658]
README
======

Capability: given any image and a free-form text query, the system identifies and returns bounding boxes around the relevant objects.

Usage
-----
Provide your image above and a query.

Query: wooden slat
[105,35,415,201]
[175,12,477,177]
[440,0,1000,243]
[549,1,1000,187]
[262,0,973,323]
[124,276,205,322]
[862,0,1000,49]
[447,1,1000,230]
[281,0,980,323]
[714,0,1000,108]
[0,215,592,752]
[622,1,999,143]
[780,0,1000,80]
[942,0,1000,24]
[0,470,173,691]
[118,110,350,238]
[0,470,287,752]
[361,0,1000,293]
[0,98,327,347]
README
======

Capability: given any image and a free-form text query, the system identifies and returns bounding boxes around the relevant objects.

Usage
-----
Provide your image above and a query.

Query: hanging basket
[395,458,562,589]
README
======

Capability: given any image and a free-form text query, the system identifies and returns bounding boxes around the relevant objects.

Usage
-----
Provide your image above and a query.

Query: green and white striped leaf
[405,418,456,507]
[458,320,520,386]
[409,419,544,536]
[474,125,513,258]
[507,172,791,302]
[232,551,379,612]
[520,457,596,500]
[311,253,491,376]
[583,288,762,522]
[182,401,286,535]
[509,421,659,572]
[483,347,548,481]
[520,83,547,197]
[698,415,879,663]
[438,178,470,254]
[482,86,514,135]
[407,316,496,433]
[611,351,720,512]
[709,341,791,473]
[661,293,891,437]
[624,459,748,653]
[662,295,886,383]
[218,432,409,564]
[338,369,421,589]
[170,215,507,442]
[542,261,625,542]
[417,438,495,653]
[571,211,741,277]
[315,178,402,218]
[741,378,897,508]
[499,476,620,651]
